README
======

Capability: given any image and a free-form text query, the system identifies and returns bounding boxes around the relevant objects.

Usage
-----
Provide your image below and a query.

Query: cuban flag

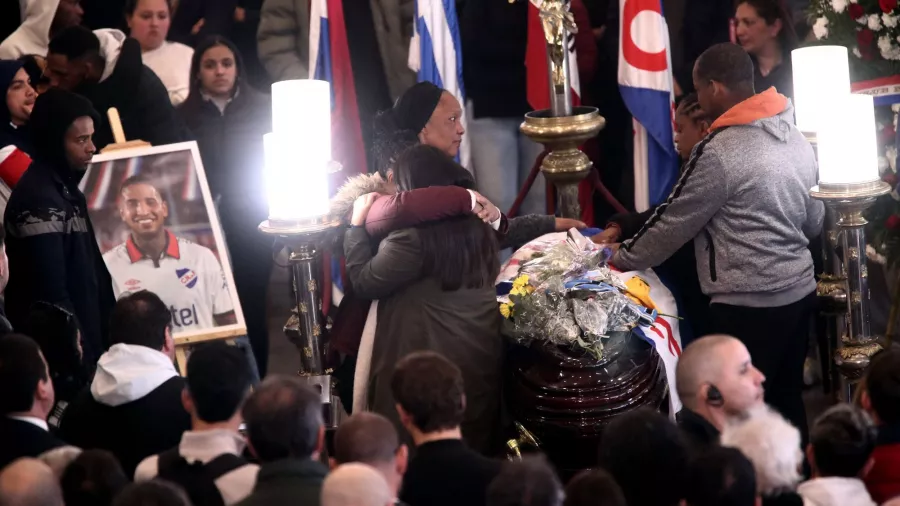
[525,0,593,225]
[617,0,679,212]
[408,0,471,169]
[309,0,367,178]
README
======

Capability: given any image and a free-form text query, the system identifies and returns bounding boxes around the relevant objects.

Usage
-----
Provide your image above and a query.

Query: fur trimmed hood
[329,172,391,223]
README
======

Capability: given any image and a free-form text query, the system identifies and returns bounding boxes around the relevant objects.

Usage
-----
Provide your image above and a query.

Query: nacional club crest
[176,268,198,289]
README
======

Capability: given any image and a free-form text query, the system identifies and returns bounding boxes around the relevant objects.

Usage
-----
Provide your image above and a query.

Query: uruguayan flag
[408,0,470,169]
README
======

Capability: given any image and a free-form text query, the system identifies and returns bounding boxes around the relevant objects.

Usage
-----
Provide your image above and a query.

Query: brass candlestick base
[810,180,891,399]
[260,215,342,426]
[506,422,541,461]
[520,107,605,219]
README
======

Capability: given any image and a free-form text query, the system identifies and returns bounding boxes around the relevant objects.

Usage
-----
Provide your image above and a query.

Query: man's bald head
[676,335,765,419]
[676,335,736,406]
[0,458,64,506]
[322,463,393,506]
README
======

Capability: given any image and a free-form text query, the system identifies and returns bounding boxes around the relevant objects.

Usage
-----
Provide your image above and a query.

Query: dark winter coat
[4,89,115,372]
[178,36,270,218]
[344,225,504,455]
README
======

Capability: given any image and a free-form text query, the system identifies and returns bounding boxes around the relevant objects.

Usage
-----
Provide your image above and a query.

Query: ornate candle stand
[518,0,605,220]
[260,217,343,427]
[811,181,891,399]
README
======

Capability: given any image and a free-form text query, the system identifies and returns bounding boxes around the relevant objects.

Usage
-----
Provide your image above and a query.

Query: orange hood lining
[709,87,789,131]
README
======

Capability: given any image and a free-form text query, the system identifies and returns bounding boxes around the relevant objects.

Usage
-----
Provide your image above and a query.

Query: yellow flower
[499,303,513,319]
[525,285,535,294]
[512,274,530,289]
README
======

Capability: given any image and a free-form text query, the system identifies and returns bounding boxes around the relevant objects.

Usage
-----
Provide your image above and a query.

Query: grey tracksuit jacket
[613,101,824,308]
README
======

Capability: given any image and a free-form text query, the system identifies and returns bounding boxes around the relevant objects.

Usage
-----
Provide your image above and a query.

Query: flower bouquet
[497,231,658,360]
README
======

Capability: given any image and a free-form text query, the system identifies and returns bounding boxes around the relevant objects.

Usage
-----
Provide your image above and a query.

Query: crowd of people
[1,0,894,505]
[4,317,900,506]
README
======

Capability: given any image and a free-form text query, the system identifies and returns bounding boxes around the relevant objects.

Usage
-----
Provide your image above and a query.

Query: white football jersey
[103,230,235,333]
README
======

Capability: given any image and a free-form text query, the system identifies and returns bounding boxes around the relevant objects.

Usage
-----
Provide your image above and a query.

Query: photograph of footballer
[80,142,246,341]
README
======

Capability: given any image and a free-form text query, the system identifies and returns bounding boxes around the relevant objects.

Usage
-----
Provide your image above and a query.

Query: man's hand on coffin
[554,218,586,232]
[591,224,621,244]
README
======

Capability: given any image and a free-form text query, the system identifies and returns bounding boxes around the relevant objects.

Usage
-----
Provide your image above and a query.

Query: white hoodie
[91,343,178,407]
[797,477,876,506]
[0,0,60,59]
[92,29,126,83]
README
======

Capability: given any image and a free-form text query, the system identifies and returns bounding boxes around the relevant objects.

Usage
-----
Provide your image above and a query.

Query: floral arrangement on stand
[810,0,900,270]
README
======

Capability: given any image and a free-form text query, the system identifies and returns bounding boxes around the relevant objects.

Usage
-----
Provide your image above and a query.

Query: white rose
[859,14,869,24]
[869,13,884,30]
[832,0,848,12]
[886,13,900,28]
[813,17,830,39]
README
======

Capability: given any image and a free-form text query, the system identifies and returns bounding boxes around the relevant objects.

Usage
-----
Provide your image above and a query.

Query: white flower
[853,47,863,58]
[859,15,869,25]
[867,246,887,265]
[880,35,900,59]
[813,17,830,39]
[850,0,858,3]
[869,13,883,30]
[885,13,900,28]
[832,0,848,13]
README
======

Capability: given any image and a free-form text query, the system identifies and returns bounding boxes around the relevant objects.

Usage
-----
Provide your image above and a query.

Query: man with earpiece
[674,334,767,449]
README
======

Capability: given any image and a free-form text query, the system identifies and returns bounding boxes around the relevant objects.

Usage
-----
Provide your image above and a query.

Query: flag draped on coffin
[309,0,367,179]
[617,0,679,213]
[408,0,471,169]
[524,0,593,225]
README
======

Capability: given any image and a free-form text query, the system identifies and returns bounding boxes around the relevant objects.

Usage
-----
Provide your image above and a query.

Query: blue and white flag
[618,0,679,212]
[408,0,471,169]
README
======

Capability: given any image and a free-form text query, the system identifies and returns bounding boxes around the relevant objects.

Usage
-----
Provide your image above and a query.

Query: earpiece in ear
[706,384,724,408]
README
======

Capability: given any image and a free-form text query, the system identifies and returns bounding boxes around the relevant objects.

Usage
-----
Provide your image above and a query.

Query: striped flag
[408,0,471,169]
[617,0,679,212]
[524,0,593,224]
[309,0,367,179]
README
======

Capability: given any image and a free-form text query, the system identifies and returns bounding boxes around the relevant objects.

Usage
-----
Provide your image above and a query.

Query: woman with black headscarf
[177,35,273,374]
[344,144,504,455]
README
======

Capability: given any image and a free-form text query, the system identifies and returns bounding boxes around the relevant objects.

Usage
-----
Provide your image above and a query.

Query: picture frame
[80,141,247,347]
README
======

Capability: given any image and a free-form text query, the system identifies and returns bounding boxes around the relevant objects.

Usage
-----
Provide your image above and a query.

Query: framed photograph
[80,141,247,345]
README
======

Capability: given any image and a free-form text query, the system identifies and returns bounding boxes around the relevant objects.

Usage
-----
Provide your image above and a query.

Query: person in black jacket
[393,351,502,506]
[0,334,66,470]
[4,88,115,374]
[45,25,191,151]
[178,35,272,375]
[58,291,191,478]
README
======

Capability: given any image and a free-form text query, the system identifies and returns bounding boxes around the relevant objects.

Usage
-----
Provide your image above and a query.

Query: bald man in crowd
[332,412,408,500]
[675,334,767,449]
[322,463,394,506]
[0,458,64,506]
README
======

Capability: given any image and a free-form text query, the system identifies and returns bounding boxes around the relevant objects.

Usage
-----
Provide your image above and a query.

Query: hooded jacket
[74,29,190,151]
[797,477,876,506]
[3,88,115,372]
[0,0,59,60]
[614,88,824,308]
[59,343,190,478]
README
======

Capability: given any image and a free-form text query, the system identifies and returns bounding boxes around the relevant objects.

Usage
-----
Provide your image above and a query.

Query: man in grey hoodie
[58,290,190,478]
[612,42,823,440]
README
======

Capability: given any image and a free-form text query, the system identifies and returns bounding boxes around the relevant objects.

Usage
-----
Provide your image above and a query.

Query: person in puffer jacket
[612,43,823,444]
